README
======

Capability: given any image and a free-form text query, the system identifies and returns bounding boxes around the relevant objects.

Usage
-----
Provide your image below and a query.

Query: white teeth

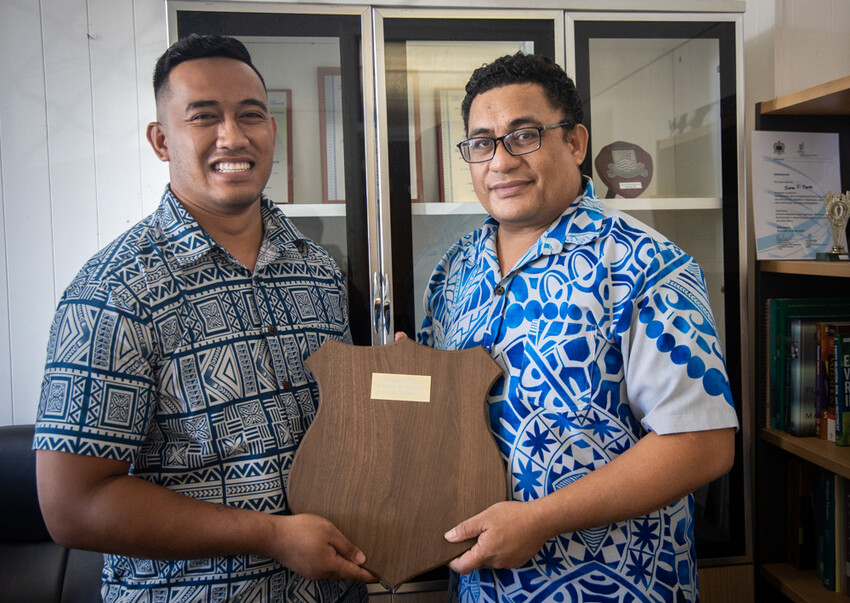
[214,162,251,172]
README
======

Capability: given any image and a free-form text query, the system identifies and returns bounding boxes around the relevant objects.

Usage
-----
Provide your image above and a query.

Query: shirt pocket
[516,318,599,418]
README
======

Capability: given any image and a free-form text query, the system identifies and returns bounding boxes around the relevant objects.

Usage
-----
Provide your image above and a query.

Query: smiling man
[419,53,739,602]
[34,34,371,602]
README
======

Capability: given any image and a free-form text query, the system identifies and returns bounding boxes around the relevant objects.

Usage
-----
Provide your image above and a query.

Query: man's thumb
[445,518,481,543]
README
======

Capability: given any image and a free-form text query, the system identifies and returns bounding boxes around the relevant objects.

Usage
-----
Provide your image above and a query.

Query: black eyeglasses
[456,121,574,163]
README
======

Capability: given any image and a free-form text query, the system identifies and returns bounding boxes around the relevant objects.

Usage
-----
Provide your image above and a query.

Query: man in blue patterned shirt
[420,53,739,602]
[34,35,371,602]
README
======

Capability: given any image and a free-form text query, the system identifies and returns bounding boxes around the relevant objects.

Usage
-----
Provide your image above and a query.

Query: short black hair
[461,52,583,133]
[153,33,266,102]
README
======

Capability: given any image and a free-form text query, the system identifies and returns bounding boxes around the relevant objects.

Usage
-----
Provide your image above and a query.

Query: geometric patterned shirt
[34,188,366,603]
[418,179,739,603]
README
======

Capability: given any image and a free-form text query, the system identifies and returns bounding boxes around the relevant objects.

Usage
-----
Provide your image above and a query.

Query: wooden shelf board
[759,74,850,115]
[761,428,850,480]
[759,260,850,278]
[761,563,847,602]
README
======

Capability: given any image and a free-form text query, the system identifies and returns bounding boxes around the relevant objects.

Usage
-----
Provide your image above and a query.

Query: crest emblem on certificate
[288,338,505,590]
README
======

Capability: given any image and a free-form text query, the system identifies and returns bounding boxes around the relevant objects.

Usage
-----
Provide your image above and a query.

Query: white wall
[0,0,168,425]
[1,0,849,426]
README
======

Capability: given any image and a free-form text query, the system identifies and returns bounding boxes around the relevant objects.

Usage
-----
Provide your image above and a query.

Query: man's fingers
[335,558,377,583]
[328,533,376,581]
[448,543,484,575]
[335,538,366,565]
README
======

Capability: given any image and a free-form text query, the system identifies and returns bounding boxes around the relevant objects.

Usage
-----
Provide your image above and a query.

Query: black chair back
[0,424,103,602]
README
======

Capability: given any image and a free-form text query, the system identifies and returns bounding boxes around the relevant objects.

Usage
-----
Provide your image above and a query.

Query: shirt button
[494,285,505,295]
[281,380,291,390]
[268,326,277,335]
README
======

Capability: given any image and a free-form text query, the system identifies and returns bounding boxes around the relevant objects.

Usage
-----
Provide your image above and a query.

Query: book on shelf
[817,469,834,588]
[837,329,850,447]
[765,298,850,433]
[816,322,850,441]
[844,476,850,593]
[787,456,817,570]
[788,318,819,436]
[837,476,846,594]
[814,470,850,593]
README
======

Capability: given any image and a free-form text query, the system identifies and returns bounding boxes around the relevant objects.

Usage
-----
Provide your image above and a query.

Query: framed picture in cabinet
[318,68,345,203]
[435,88,476,204]
[266,89,293,205]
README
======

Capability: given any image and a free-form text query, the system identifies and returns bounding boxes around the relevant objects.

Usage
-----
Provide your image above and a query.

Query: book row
[787,460,850,594]
[766,297,850,440]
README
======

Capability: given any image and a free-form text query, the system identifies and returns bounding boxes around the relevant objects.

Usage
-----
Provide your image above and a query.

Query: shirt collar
[155,187,309,267]
[540,177,605,253]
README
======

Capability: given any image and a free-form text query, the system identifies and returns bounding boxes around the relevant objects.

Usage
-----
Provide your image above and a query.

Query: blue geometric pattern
[419,180,738,603]
[34,188,366,602]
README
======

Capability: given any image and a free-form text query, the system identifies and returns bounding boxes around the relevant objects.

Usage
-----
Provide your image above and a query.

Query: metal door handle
[381,273,391,338]
[372,272,382,336]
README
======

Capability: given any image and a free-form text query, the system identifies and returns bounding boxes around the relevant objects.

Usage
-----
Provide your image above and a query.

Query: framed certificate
[435,88,477,203]
[318,67,345,203]
[265,89,293,204]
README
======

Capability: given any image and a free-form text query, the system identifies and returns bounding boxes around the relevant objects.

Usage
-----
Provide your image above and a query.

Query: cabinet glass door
[571,15,747,562]
[373,10,562,340]
[170,3,373,344]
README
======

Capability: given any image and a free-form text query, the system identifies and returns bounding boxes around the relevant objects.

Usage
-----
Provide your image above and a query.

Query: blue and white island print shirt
[419,180,739,603]
[34,188,365,603]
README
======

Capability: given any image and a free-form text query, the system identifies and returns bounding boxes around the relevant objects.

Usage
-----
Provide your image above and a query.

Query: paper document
[752,130,843,259]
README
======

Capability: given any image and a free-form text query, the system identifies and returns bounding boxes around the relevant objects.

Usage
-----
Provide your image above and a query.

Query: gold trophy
[817,191,850,261]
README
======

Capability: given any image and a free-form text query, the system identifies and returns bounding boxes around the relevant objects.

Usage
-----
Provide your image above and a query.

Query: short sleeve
[34,280,156,464]
[620,254,738,435]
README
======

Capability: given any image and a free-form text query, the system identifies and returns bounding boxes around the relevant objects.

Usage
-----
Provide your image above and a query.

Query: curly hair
[153,33,266,102]
[461,52,583,133]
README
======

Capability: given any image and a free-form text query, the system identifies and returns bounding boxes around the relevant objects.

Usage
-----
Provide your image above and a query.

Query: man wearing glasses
[418,53,738,602]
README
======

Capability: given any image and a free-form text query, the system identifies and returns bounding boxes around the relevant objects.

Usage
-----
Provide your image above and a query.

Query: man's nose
[217,117,249,149]
[488,139,520,171]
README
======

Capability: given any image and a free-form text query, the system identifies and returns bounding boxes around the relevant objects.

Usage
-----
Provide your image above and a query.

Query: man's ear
[569,123,589,165]
[146,122,170,162]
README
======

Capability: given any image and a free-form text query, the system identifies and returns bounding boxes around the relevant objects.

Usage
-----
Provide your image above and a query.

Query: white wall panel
[0,155,10,426]
[43,0,100,296]
[89,0,146,246]
[0,0,57,424]
[135,0,171,214]
[775,0,850,97]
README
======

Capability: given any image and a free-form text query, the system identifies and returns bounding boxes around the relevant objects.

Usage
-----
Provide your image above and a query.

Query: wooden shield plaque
[287,337,505,591]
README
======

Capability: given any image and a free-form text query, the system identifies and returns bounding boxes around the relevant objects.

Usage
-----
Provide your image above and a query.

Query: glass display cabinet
[171,5,375,344]
[568,13,748,563]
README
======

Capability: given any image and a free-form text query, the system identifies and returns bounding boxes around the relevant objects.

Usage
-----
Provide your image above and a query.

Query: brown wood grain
[288,338,506,590]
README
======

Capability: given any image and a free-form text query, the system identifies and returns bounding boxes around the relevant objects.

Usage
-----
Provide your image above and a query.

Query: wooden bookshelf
[761,563,849,603]
[754,74,850,602]
[759,260,850,279]
[759,74,850,116]
[762,428,850,480]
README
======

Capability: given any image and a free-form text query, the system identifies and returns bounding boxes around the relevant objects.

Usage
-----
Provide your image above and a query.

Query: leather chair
[0,424,103,602]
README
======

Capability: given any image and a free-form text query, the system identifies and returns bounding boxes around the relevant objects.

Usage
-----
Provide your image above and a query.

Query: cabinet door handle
[381,272,391,338]
[372,271,382,336]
